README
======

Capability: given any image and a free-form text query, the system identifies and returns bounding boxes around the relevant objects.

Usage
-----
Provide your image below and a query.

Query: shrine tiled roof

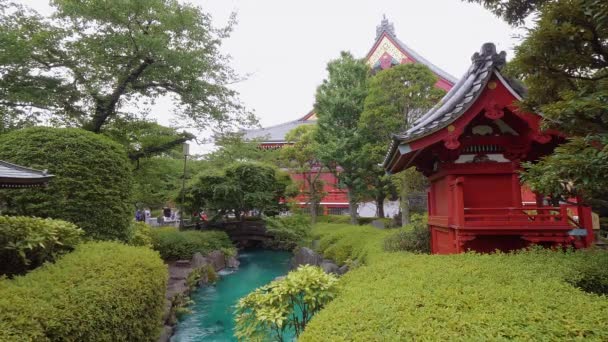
[242,117,315,143]
[383,43,526,168]
[0,160,54,188]
[371,16,457,84]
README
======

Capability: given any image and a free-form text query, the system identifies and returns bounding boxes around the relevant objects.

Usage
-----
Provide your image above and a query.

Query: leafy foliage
[0,127,133,241]
[569,250,608,295]
[300,222,608,341]
[187,162,294,219]
[281,125,325,223]
[314,51,369,223]
[463,0,551,25]
[359,64,442,221]
[150,227,234,260]
[383,213,430,253]
[127,221,153,248]
[0,242,167,341]
[0,0,255,133]
[264,214,311,250]
[235,265,339,341]
[0,216,82,277]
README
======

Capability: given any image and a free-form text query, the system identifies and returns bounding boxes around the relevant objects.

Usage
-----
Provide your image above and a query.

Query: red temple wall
[462,174,515,208]
[290,171,349,208]
[431,177,449,216]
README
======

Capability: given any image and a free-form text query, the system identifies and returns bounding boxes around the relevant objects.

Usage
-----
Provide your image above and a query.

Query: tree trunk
[347,188,358,225]
[310,199,318,224]
[375,193,385,218]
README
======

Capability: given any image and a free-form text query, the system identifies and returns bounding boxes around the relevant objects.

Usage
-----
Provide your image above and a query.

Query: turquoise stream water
[171,249,292,342]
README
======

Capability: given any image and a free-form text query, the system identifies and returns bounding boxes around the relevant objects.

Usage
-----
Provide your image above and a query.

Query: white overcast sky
[17,0,522,153]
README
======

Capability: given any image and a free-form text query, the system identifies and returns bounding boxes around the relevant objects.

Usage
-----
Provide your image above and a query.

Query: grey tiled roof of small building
[0,160,54,187]
[383,43,525,168]
[242,119,315,143]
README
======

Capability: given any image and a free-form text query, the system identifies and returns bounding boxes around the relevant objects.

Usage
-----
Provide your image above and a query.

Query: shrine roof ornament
[376,14,396,39]
[383,42,526,168]
[0,160,54,188]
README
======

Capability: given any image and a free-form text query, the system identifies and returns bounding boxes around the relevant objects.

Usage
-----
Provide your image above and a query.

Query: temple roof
[242,111,316,143]
[0,160,54,188]
[369,16,457,85]
[383,43,526,168]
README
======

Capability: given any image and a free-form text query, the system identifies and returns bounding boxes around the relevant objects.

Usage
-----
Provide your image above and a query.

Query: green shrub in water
[151,227,234,260]
[0,241,167,341]
[235,265,339,341]
[0,215,83,277]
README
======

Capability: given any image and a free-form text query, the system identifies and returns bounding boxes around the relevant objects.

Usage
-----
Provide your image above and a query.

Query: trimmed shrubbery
[150,227,234,260]
[383,213,430,253]
[264,214,311,250]
[0,216,82,277]
[301,222,608,341]
[0,127,133,241]
[0,241,167,341]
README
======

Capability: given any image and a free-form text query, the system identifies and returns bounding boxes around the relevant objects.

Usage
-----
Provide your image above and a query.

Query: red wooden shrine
[384,43,594,254]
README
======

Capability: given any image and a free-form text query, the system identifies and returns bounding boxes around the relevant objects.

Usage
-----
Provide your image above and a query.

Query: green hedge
[0,242,167,341]
[151,227,234,260]
[301,223,608,341]
[0,127,133,241]
[0,215,83,276]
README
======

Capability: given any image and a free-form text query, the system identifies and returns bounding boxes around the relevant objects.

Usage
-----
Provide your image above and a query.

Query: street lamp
[180,142,189,229]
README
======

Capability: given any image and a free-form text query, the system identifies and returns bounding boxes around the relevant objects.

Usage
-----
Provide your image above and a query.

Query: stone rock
[157,325,173,342]
[175,259,191,267]
[311,239,320,250]
[207,250,226,271]
[290,247,322,269]
[320,260,339,274]
[338,264,349,275]
[371,219,385,229]
[274,275,286,281]
[191,252,208,269]
[226,256,240,268]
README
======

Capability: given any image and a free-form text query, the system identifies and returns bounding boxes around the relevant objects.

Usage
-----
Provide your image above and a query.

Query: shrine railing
[462,206,570,228]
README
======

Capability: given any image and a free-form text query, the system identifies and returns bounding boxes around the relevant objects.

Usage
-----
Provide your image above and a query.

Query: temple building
[383,43,594,254]
[244,17,455,215]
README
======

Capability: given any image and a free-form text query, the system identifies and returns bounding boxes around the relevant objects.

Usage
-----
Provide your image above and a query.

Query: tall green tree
[187,162,293,220]
[359,64,444,223]
[314,52,369,224]
[467,0,608,209]
[204,131,280,169]
[281,124,325,223]
[0,0,255,136]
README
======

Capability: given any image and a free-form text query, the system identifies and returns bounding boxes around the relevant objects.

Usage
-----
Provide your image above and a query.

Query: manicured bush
[264,214,311,250]
[0,127,133,241]
[150,227,234,260]
[383,213,430,253]
[0,215,82,276]
[570,250,608,295]
[316,215,351,224]
[127,222,154,248]
[0,242,167,341]
[300,223,608,341]
[311,223,390,265]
